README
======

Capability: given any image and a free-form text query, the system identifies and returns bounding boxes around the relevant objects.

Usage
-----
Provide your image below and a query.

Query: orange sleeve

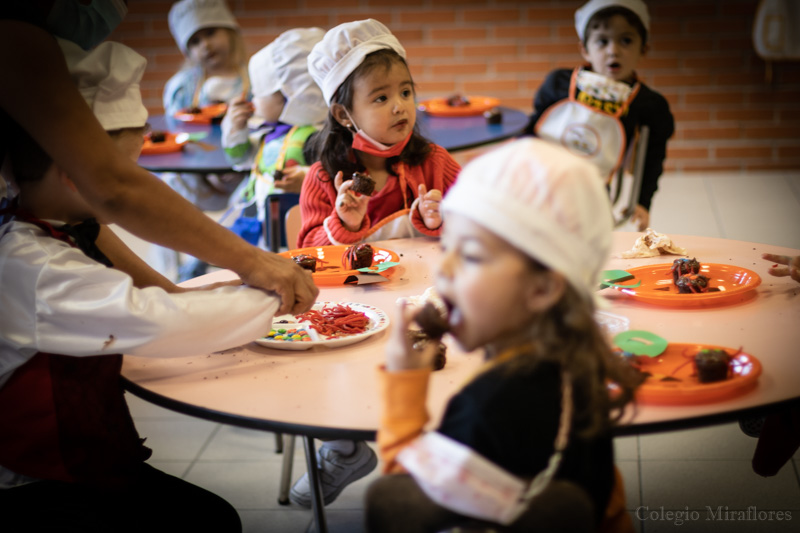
[598,465,634,533]
[376,365,433,474]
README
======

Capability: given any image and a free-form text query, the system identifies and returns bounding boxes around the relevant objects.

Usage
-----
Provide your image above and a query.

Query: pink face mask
[352,129,412,158]
[345,111,412,158]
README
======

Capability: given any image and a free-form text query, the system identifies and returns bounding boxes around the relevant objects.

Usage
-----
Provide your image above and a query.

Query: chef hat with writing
[574,0,650,43]
[441,138,613,304]
[308,19,406,105]
[58,38,148,131]
[169,0,239,54]
[249,27,327,125]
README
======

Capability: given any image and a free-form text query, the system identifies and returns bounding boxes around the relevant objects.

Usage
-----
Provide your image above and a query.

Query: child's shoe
[289,441,378,508]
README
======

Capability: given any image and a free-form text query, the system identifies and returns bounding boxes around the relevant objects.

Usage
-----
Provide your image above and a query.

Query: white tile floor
[121,170,800,533]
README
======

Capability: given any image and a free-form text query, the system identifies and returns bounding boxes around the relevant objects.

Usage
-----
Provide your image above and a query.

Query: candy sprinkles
[264,326,313,343]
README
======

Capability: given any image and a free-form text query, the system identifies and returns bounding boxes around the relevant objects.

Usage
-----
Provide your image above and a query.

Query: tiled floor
[121,170,800,532]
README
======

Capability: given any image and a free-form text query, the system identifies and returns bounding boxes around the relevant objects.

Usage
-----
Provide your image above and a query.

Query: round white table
[122,233,800,532]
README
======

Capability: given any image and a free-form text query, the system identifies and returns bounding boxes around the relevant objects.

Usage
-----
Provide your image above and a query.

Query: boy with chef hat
[524,0,674,233]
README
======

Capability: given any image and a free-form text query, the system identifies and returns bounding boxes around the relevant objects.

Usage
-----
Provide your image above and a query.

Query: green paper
[613,330,668,357]
[599,269,641,290]
[356,261,400,273]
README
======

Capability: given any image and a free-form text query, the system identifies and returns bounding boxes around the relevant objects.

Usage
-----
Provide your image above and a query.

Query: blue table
[416,106,529,151]
[138,107,529,173]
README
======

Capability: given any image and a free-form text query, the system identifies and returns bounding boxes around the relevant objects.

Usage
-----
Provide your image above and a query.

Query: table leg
[278,434,295,505]
[303,436,328,533]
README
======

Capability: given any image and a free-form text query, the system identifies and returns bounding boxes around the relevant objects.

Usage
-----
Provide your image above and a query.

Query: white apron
[535,68,640,182]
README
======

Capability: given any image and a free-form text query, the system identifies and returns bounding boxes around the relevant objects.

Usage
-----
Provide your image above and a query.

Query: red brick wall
[111,0,800,172]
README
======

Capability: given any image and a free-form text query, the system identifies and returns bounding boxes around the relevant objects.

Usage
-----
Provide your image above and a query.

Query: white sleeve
[1,233,279,359]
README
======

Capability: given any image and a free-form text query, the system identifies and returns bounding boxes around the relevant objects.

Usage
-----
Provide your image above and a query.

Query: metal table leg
[277,434,295,505]
[303,436,328,533]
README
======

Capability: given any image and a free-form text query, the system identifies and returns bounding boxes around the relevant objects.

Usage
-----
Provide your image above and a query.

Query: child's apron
[535,67,640,182]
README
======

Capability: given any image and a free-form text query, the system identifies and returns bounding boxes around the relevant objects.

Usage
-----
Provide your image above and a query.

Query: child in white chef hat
[221,27,327,248]
[164,0,247,116]
[0,39,280,532]
[160,0,249,278]
[298,19,460,248]
[367,138,641,532]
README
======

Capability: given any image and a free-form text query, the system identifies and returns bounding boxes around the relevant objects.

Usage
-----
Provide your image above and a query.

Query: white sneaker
[289,441,378,508]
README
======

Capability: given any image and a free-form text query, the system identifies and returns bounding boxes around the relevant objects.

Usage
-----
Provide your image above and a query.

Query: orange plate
[418,96,501,117]
[173,103,228,124]
[141,132,186,155]
[280,245,400,286]
[611,263,761,307]
[627,343,761,405]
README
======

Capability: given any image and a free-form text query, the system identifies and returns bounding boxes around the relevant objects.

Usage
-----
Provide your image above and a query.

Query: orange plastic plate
[418,96,501,117]
[141,132,186,155]
[280,245,400,285]
[629,343,761,405]
[173,103,227,124]
[610,263,761,307]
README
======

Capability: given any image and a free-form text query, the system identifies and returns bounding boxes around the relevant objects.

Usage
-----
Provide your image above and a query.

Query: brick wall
[111,0,800,172]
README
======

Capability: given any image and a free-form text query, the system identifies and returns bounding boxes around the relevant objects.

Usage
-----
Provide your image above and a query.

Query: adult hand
[333,171,369,232]
[385,300,438,372]
[629,204,650,232]
[274,165,307,194]
[762,253,800,284]
[222,93,254,133]
[237,249,318,315]
[417,184,443,230]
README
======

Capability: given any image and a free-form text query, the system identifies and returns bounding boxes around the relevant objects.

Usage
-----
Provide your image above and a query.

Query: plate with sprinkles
[254,302,389,351]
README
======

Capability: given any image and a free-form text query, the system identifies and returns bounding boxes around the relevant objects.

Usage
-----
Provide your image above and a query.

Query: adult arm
[0,21,316,313]
[0,233,279,361]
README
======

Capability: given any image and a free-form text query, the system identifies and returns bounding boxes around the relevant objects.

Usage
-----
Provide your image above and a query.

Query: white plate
[254,302,390,351]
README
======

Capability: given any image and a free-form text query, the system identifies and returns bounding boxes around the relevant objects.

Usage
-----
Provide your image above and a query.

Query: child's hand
[630,204,650,231]
[222,93,254,132]
[417,184,443,229]
[333,171,369,231]
[762,253,800,284]
[274,165,308,194]
[385,300,438,372]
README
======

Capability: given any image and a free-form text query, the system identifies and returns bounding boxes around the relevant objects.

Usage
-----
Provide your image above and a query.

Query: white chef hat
[441,138,613,304]
[58,38,148,131]
[168,0,239,54]
[574,0,650,42]
[308,19,406,105]
[249,27,327,125]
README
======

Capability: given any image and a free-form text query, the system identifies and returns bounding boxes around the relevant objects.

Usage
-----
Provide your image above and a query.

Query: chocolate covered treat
[446,94,470,107]
[148,130,167,143]
[694,349,731,383]
[484,107,502,124]
[407,329,447,371]
[348,171,376,196]
[676,273,711,294]
[293,254,318,272]
[670,257,700,283]
[414,302,449,340]
[343,243,374,270]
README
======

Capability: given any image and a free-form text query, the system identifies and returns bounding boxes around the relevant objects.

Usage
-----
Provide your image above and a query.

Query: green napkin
[599,269,641,290]
[613,330,668,357]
